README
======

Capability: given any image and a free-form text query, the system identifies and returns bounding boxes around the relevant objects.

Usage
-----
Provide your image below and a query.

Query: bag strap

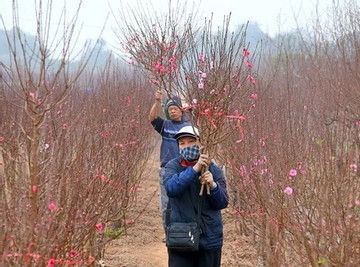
[165,191,205,227]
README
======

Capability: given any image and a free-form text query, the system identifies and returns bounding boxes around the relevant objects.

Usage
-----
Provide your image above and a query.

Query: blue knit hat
[166,96,182,111]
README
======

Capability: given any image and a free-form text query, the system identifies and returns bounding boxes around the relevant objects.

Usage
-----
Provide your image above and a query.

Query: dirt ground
[104,142,258,267]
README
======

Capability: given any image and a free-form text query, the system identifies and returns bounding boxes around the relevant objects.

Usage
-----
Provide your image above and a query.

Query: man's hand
[149,90,162,121]
[155,90,162,101]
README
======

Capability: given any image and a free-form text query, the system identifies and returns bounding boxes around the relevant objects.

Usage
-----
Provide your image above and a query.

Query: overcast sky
[0,0,338,48]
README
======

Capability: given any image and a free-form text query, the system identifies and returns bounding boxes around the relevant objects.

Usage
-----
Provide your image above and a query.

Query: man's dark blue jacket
[164,157,229,250]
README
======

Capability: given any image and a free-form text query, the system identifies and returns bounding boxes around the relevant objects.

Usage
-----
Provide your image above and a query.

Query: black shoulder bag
[165,197,203,252]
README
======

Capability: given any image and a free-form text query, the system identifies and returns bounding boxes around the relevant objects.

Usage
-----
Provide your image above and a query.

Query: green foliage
[106,227,125,239]
[317,258,327,265]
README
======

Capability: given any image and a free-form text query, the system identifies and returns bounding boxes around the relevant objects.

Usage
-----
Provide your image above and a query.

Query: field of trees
[1,0,359,266]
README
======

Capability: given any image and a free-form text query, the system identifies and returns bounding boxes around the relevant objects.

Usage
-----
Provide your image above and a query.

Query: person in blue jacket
[164,126,229,267]
[149,90,190,238]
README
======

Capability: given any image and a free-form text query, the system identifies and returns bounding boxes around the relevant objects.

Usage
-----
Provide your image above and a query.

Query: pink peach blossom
[47,258,56,267]
[118,144,125,149]
[49,202,56,212]
[289,169,297,177]
[247,75,256,84]
[284,187,293,195]
[96,223,103,232]
[350,164,357,172]
[243,48,250,56]
[250,93,258,99]
[70,250,78,258]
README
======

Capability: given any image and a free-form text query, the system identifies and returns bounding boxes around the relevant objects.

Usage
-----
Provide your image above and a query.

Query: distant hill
[235,22,272,51]
[0,27,115,69]
[0,23,273,70]
[0,28,38,65]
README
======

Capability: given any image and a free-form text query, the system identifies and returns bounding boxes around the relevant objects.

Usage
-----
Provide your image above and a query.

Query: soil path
[104,142,168,267]
[104,140,258,266]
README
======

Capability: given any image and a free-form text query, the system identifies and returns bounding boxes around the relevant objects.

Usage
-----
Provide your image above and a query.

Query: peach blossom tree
[116,1,260,194]
[223,0,360,265]
[0,1,154,266]
[113,0,199,98]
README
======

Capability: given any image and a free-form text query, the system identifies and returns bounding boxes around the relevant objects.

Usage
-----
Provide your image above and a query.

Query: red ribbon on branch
[200,109,217,128]
[182,103,247,139]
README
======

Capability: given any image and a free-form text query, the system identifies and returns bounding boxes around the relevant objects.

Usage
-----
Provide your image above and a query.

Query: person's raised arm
[149,90,162,122]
